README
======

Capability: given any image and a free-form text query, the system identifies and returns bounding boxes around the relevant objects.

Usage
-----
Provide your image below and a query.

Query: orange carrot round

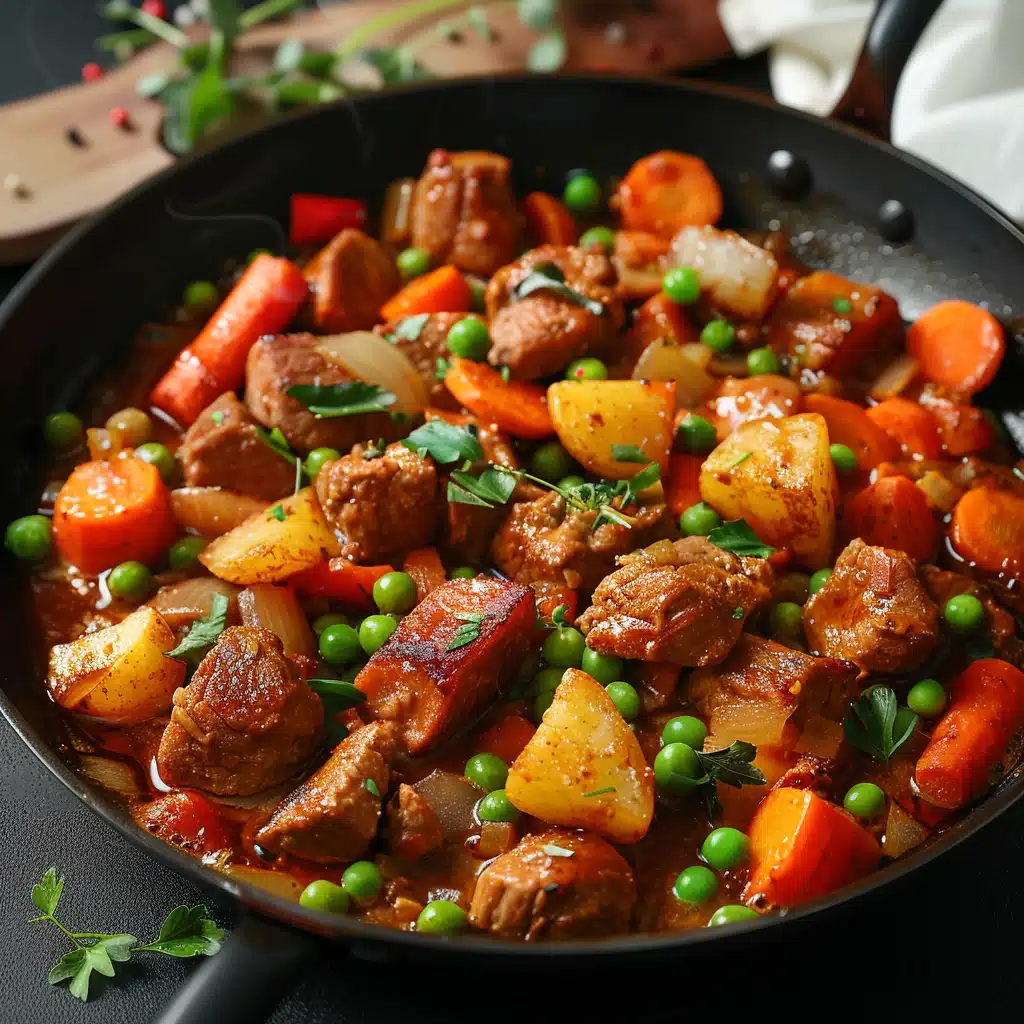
[865,397,942,459]
[842,475,941,562]
[379,265,473,321]
[915,659,1024,809]
[444,357,553,439]
[907,299,1005,394]
[805,394,899,470]
[617,151,723,236]
[951,487,1024,576]
[53,457,176,575]
[921,395,994,456]
[522,192,576,246]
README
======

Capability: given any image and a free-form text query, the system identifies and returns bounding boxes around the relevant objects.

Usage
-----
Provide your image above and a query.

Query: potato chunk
[505,669,655,844]
[699,413,837,569]
[47,606,185,725]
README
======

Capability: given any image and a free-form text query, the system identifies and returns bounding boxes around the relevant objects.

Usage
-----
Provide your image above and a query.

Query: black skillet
[3,1,1024,1020]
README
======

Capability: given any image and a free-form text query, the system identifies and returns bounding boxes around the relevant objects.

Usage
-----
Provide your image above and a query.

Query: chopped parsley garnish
[210,410,224,426]
[435,357,450,381]
[256,425,298,465]
[447,466,519,508]
[583,787,616,798]
[541,843,575,858]
[403,419,484,465]
[166,592,229,671]
[307,678,367,708]
[387,313,429,343]
[731,606,745,620]
[728,451,753,469]
[269,503,286,522]
[513,262,605,316]
[611,444,648,463]
[364,778,381,798]
[287,382,397,418]
[693,741,767,820]
[447,611,487,651]
[843,685,917,762]
[500,365,512,383]
[708,519,776,558]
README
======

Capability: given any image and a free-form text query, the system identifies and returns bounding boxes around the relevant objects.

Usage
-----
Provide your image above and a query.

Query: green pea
[746,346,780,376]
[580,647,623,686]
[183,280,218,309]
[397,247,431,280]
[372,571,418,615]
[563,173,602,215]
[312,612,349,635]
[661,716,707,750]
[808,568,833,595]
[829,443,858,474]
[446,317,491,361]
[416,900,467,935]
[449,566,476,580]
[168,536,207,570]
[135,442,175,483]
[299,879,350,915]
[907,678,947,718]
[534,666,566,694]
[107,561,153,600]
[465,752,509,793]
[542,625,585,667]
[534,689,555,722]
[700,827,750,871]
[605,681,641,721]
[4,515,52,562]
[662,266,701,305]
[771,601,804,637]
[319,623,362,666]
[359,614,398,655]
[477,789,520,822]
[305,447,341,479]
[832,297,853,315]
[944,593,985,633]
[43,412,84,453]
[707,905,759,927]
[680,501,722,537]
[843,782,886,820]
[565,357,608,381]
[654,742,703,795]
[673,865,718,906]
[530,441,573,482]
[557,474,586,491]
[579,226,615,253]
[700,319,735,353]
[341,860,383,901]
[676,413,718,454]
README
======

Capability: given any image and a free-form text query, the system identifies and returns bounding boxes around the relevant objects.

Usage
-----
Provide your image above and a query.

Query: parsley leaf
[269,503,286,522]
[32,867,64,916]
[513,262,605,317]
[210,410,224,426]
[166,592,229,670]
[448,611,486,651]
[541,843,574,858]
[387,313,429,343]
[447,466,518,508]
[403,420,484,465]
[50,936,137,1001]
[843,686,918,761]
[692,741,766,821]
[708,519,776,558]
[583,786,615,798]
[731,606,745,620]
[625,461,661,499]
[364,778,381,798]
[287,382,397,418]
[435,357,450,381]
[134,905,225,958]
[307,678,367,708]
[256,425,298,465]
[611,444,648,463]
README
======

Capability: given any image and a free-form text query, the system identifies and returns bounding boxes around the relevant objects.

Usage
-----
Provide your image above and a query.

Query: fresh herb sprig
[513,263,605,316]
[708,519,776,558]
[447,611,488,651]
[843,686,918,762]
[287,382,397,418]
[166,591,229,671]
[691,741,767,821]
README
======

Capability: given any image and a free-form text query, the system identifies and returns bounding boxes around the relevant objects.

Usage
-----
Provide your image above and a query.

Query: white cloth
[718,0,1024,222]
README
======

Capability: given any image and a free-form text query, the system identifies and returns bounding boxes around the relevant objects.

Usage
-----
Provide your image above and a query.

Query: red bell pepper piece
[290,194,368,247]
[290,558,393,611]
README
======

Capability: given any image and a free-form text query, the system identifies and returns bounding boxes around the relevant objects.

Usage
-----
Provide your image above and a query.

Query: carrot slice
[522,192,576,246]
[402,547,446,602]
[842,475,941,562]
[919,393,994,456]
[865,398,942,459]
[804,394,899,470]
[444,357,553,439]
[379,265,473,321]
[52,456,176,575]
[290,558,394,611]
[478,715,537,765]
[617,150,723,236]
[664,453,704,516]
[915,659,1024,809]
[951,487,1024,576]
[906,299,1006,394]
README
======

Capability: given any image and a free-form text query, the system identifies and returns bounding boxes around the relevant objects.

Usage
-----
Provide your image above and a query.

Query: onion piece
[793,715,843,758]
[222,864,302,902]
[317,332,428,416]
[413,770,482,841]
[79,754,142,799]
[632,340,715,408]
[171,487,268,538]
[150,577,239,630]
[238,584,316,658]
[613,259,664,302]
[916,471,964,514]
[381,177,416,247]
[870,354,920,401]
[476,821,518,859]
[883,801,929,858]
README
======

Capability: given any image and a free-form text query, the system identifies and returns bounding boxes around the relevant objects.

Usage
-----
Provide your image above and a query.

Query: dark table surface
[1,3,1020,1021]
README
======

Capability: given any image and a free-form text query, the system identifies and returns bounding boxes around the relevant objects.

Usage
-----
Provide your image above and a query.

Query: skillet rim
[2,71,1023,957]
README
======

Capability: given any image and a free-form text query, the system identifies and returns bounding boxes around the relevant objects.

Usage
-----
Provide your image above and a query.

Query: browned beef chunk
[771,755,835,797]
[256,722,397,864]
[315,442,438,563]
[156,627,323,796]
[803,538,940,674]
[386,783,444,861]
[409,149,520,277]
[177,393,295,500]
[485,245,625,380]
[468,830,635,940]
[245,334,406,454]
[578,537,774,666]
[376,313,468,410]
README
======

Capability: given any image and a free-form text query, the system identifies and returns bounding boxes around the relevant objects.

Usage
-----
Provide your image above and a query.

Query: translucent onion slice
[632,340,715,409]
[79,754,142,799]
[238,583,315,659]
[883,801,929,858]
[150,577,239,630]
[222,864,302,901]
[317,331,428,416]
[380,177,416,248]
[870,354,920,400]
[413,770,482,841]
[170,487,268,538]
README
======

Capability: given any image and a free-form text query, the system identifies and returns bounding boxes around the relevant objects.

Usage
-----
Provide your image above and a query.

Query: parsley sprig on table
[30,868,225,1002]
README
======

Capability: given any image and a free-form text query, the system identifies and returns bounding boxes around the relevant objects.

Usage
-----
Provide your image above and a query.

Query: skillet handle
[153,913,319,1024]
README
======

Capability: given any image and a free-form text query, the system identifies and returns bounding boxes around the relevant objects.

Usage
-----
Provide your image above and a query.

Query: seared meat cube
[410,149,520,277]
[177,392,296,501]
[245,333,406,454]
[156,627,323,796]
[578,537,774,667]
[355,577,535,754]
[491,491,670,596]
[256,722,397,864]
[315,442,438,563]
[767,271,902,378]
[468,830,635,940]
[687,633,857,749]
[377,313,468,410]
[386,783,444,861]
[771,755,835,797]
[485,245,625,380]
[304,228,399,333]
[703,374,802,441]
[803,538,940,674]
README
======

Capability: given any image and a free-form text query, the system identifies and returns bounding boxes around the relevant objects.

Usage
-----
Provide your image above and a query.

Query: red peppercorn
[81,62,103,83]
[108,107,131,129]
[141,0,168,17]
